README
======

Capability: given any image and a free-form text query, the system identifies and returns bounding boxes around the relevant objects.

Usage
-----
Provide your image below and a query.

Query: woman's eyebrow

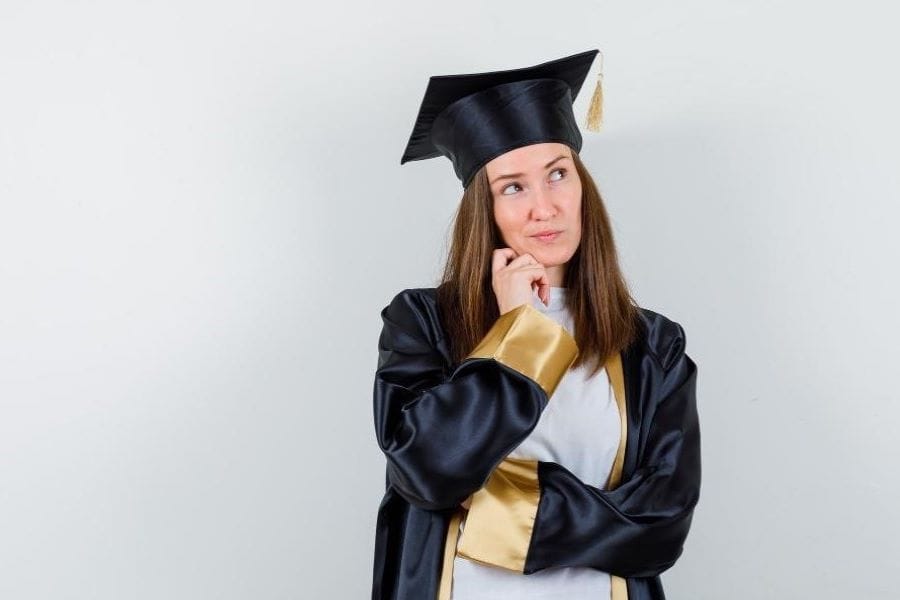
[490,155,570,185]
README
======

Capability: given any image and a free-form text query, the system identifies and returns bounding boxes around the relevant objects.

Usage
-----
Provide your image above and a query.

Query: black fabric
[400,49,599,188]
[524,349,700,577]
[371,287,702,600]
[373,288,551,512]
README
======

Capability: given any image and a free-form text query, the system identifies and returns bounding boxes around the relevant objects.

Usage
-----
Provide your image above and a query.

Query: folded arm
[374,290,579,511]
[457,342,701,578]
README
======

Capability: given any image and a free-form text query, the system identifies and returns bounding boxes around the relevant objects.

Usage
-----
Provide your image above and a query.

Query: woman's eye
[550,168,566,181]
[500,169,565,195]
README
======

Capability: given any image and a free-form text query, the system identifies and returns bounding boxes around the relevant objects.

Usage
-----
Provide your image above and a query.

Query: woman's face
[485,142,583,275]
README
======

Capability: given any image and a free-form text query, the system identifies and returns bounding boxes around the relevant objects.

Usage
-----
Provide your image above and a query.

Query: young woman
[372,49,701,600]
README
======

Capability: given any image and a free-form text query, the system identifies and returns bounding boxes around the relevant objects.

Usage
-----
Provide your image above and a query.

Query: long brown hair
[435,150,640,378]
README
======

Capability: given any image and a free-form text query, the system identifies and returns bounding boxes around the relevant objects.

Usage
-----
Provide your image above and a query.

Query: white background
[2,1,898,598]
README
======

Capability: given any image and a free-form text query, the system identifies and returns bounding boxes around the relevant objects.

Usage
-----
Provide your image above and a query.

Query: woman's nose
[530,187,556,218]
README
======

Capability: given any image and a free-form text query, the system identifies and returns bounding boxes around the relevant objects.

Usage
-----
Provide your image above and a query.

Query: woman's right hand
[491,248,550,315]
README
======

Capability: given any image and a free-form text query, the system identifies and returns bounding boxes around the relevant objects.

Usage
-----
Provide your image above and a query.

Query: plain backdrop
[2,1,898,598]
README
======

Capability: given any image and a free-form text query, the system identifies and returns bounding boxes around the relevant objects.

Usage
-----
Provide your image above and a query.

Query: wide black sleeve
[373,289,579,511]
[456,336,701,578]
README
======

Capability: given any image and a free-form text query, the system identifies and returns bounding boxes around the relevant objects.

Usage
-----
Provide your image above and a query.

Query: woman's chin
[523,246,573,266]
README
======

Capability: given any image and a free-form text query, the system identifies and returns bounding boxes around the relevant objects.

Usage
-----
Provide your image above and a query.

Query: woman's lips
[531,231,561,242]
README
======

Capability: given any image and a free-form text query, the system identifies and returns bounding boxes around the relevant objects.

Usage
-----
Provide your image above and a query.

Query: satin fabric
[399,49,599,188]
[371,287,701,600]
[455,456,541,572]
[466,301,578,398]
[431,78,582,187]
[374,293,569,512]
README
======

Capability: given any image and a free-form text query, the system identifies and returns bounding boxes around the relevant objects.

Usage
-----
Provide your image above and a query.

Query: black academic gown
[371,287,701,600]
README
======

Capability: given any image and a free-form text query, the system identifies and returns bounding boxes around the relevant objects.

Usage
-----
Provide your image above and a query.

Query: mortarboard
[400,49,604,188]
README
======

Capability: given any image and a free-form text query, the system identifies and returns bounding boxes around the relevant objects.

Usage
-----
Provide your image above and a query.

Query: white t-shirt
[451,286,621,599]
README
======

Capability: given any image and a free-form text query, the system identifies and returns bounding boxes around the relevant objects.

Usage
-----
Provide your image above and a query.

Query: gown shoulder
[634,306,689,372]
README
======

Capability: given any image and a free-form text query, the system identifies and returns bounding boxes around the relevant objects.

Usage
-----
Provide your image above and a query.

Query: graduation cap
[400,48,604,188]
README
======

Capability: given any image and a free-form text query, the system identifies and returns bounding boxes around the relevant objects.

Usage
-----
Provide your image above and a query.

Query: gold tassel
[585,50,604,132]
[585,72,603,132]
